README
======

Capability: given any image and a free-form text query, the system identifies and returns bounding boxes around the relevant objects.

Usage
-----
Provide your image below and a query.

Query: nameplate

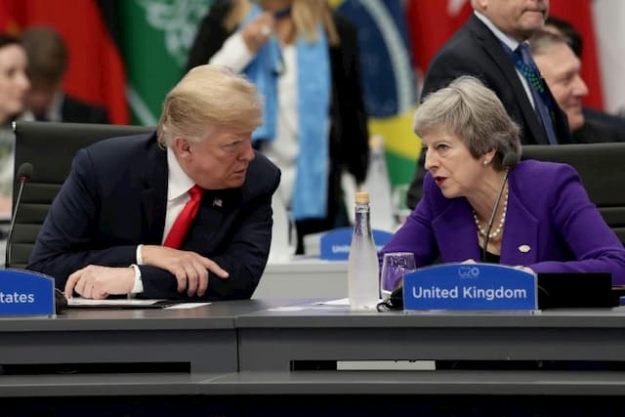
[403,263,537,311]
[0,269,56,316]
[320,227,392,260]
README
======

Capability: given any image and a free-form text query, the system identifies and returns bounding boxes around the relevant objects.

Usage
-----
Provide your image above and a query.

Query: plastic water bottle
[348,192,380,310]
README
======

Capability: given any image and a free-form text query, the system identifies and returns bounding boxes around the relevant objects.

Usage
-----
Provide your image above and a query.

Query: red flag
[0,0,128,124]
[405,0,471,76]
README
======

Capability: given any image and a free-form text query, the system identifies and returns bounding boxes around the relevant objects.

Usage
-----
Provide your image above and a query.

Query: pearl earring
[483,160,489,165]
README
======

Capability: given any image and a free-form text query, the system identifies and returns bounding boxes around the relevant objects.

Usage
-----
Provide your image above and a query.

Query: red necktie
[163,185,204,249]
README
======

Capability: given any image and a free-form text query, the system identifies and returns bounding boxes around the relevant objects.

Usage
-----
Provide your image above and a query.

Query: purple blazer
[382,160,625,284]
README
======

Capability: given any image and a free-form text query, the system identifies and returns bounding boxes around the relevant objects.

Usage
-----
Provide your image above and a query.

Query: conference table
[253,257,347,299]
[3,298,625,415]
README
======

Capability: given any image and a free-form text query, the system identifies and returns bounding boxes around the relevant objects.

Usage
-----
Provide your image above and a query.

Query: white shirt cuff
[129,264,144,294]
[136,244,144,265]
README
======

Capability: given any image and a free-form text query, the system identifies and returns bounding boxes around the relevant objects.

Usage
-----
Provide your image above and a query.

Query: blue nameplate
[320,227,392,260]
[0,269,56,316]
[403,263,537,311]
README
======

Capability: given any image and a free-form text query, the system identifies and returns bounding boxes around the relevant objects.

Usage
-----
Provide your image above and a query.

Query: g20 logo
[458,266,480,278]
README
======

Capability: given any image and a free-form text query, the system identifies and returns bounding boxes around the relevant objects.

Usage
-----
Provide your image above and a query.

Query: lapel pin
[213,197,223,208]
[518,245,531,253]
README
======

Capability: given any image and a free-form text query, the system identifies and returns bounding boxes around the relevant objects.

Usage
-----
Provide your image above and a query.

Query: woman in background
[186,0,369,254]
[0,34,30,219]
[381,76,625,284]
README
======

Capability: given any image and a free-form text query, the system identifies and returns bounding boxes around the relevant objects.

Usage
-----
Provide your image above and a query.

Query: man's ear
[473,0,488,10]
[173,136,192,159]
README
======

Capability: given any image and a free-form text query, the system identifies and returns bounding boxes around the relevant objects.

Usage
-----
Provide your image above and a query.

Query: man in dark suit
[531,30,625,143]
[21,26,109,124]
[540,18,625,143]
[407,0,570,208]
[28,65,281,301]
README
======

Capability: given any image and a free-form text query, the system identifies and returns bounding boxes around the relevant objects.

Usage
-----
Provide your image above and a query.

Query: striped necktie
[514,42,558,145]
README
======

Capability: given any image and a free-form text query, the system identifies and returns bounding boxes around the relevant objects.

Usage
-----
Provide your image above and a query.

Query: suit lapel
[500,184,539,265]
[433,199,481,262]
[185,188,242,252]
[469,16,550,145]
[141,138,168,244]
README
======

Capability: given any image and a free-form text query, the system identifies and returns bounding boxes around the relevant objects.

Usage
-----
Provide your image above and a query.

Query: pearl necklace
[473,188,509,240]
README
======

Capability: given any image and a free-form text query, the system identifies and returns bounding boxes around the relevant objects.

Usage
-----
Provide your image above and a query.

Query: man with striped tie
[407,0,571,209]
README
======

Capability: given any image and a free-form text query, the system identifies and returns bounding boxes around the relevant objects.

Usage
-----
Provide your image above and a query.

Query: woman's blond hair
[226,1,339,45]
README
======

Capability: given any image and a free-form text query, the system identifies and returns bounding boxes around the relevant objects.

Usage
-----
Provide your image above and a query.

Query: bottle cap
[355,191,370,204]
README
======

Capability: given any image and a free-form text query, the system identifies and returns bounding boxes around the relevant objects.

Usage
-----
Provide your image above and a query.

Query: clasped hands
[64,246,229,299]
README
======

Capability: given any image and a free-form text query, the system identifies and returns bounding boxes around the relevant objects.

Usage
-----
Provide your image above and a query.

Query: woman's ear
[482,148,497,165]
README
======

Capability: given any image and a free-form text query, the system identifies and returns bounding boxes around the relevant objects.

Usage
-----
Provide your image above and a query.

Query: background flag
[336,0,419,205]
[119,0,212,126]
[592,0,625,114]
[0,0,129,124]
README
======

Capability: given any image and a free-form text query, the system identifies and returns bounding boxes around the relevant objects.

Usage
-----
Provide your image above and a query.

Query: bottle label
[320,227,393,260]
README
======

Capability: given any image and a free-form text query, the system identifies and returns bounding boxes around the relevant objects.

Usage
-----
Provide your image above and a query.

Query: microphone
[481,152,517,262]
[5,162,34,267]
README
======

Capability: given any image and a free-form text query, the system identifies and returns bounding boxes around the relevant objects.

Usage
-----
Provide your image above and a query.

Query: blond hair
[157,65,262,147]
[226,0,339,45]
[292,0,339,45]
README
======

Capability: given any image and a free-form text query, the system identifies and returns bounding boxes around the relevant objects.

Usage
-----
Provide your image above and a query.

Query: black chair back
[7,121,154,269]
[522,143,625,245]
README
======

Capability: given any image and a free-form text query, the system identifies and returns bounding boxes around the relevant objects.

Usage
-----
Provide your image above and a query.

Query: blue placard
[320,227,392,260]
[0,269,56,317]
[403,263,537,311]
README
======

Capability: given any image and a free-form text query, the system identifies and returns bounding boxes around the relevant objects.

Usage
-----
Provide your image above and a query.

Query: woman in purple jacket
[382,76,625,284]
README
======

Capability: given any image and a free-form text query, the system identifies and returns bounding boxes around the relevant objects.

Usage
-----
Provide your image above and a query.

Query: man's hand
[65,265,134,299]
[141,245,229,297]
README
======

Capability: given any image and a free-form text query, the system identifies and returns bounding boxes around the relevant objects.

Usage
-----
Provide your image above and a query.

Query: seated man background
[537,18,625,143]
[21,26,109,124]
[28,64,281,301]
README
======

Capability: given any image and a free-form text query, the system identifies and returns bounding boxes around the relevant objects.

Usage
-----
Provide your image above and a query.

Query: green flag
[119,0,213,126]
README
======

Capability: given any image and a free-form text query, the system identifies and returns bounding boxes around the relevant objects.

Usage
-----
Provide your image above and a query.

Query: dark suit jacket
[186,0,369,232]
[27,133,281,300]
[384,161,625,284]
[407,13,571,209]
[574,108,625,143]
[61,95,110,124]
[422,14,570,145]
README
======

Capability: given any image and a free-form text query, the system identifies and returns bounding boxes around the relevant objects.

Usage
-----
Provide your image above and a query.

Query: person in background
[0,34,30,222]
[381,76,625,284]
[540,18,625,143]
[28,65,281,300]
[186,0,369,254]
[20,26,109,124]
[407,0,570,209]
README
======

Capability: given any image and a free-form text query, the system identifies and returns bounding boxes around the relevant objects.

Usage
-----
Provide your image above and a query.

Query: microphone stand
[481,170,510,263]
[5,166,32,267]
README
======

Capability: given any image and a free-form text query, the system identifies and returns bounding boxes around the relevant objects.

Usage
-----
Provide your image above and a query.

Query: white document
[68,298,166,307]
[164,303,211,310]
